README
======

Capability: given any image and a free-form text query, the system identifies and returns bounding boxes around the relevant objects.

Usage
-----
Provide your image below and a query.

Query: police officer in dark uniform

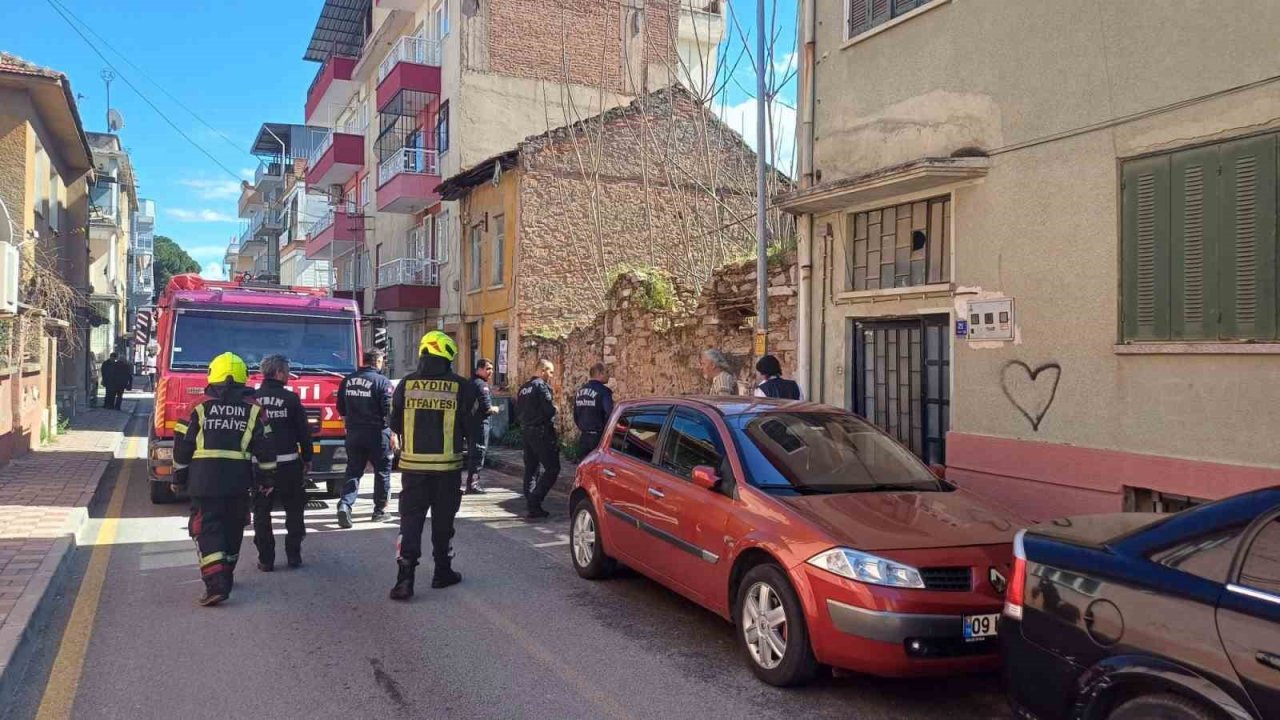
[252,354,313,571]
[171,352,277,606]
[465,358,500,494]
[336,350,395,528]
[516,358,559,520]
[573,362,614,459]
[389,331,479,600]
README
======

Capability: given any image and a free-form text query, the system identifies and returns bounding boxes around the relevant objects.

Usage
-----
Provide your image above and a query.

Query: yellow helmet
[207,352,249,385]
[419,330,458,361]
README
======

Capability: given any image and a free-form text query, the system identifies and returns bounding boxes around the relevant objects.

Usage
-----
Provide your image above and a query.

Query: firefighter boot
[198,572,230,607]
[431,559,462,589]
[389,559,416,601]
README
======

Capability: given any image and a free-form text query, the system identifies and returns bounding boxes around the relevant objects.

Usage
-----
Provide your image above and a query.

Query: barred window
[845,196,949,292]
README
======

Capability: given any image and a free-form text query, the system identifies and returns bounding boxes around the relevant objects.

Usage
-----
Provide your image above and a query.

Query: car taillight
[1003,529,1027,620]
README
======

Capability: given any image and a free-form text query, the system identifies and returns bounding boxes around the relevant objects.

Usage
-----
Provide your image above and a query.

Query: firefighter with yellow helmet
[172,352,278,606]
[388,330,480,600]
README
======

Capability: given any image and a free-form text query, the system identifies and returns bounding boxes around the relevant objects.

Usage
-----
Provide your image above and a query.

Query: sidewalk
[484,445,576,499]
[0,402,135,698]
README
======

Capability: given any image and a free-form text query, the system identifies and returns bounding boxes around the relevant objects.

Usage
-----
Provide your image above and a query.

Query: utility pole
[754,0,768,360]
[100,69,115,130]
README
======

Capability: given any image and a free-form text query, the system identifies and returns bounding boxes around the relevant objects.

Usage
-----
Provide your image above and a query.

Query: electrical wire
[43,0,245,182]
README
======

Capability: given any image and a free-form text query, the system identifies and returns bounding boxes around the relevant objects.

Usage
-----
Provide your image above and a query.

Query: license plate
[963,613,999,641]
[333,448,347,462]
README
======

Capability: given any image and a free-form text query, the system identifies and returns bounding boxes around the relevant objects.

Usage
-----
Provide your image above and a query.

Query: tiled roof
[0,52,65,81]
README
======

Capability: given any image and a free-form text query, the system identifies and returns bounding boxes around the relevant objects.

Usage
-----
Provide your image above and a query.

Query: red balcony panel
[304,209,365,260]
[376,172,440,214]
[332,288,363,301]
[305,56,358,123]
[306,133,365,188]
[376,284,441,311]
[376,63,442,111]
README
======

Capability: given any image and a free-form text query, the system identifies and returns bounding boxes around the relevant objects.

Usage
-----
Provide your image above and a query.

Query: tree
[153,236,200,300]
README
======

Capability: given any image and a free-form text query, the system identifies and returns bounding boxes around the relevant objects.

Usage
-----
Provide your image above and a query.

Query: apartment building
[129,197,155,311]
[780,0,1280,518]
[301,0,723,376]
[86,132,135,365]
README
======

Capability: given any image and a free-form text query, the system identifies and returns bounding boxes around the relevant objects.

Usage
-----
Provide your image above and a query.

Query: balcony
[306,118,366,188]
[376,36,441,110]
[237,182,262,217]
[250,206,284,237]
[375,0,420,10]
[377,148,440,214]
[255,161,285,189]
[375,257,441,310]
[333,264,367,300]
[305,203,365,259]
[305,56,358,124]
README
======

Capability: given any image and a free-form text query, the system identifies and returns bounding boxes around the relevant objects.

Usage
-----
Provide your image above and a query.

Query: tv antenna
[100,69,115,131]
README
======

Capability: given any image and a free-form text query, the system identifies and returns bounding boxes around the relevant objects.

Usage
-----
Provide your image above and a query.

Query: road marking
[35,434,139,720]
[533,535,571,548]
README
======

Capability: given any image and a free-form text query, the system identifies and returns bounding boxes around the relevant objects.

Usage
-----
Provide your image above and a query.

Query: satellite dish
[108,109,124,132]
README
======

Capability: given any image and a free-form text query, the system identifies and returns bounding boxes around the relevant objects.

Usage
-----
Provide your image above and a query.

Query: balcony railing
[308,109,369,168]
[255,162,284,187]
[309,201,357,238]
[379,147,438,186]
[377,257,440,288]
[377,36,441,84]
[334,265,368,292]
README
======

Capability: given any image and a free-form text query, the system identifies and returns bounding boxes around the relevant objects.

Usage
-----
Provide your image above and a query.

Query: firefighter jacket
[173,383,278,497]
[255,378,313,465]
[573,380,614,433]
[337,366,393,430]
[516,377,556,431]
[391,355,480,474]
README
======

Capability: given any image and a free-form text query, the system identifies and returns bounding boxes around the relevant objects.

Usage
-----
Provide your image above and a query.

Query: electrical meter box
[967,298,1014,341]
[0,242,19,315]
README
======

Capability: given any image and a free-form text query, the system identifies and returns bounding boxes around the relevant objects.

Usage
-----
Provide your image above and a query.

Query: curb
[486,452,574,499]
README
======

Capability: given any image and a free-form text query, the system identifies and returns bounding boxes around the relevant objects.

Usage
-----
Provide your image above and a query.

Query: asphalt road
[4,399,1010,720]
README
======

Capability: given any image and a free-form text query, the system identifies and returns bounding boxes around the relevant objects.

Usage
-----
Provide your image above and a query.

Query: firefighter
[171,352,277,607]
[516,359,559,520]
[336,350,396,528]
[389,330,479,600]
[252,354,313,571]
[573,362,614,460]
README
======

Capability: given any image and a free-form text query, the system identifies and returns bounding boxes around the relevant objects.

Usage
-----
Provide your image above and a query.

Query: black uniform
[572,379,614,459]
[757,377,802,400]
[466,374,493,489]
[516,376,560,514]
[172,383,277,600]
[252,378,313,568]
[101,358,129,410]
[390,354,478,590]
[337,365,394,514]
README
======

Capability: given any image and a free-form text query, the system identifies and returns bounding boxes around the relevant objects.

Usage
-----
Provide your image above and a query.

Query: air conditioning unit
[0,242,19,315]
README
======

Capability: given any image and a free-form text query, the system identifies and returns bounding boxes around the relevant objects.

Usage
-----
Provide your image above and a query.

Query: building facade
[86,132,135,367]
[781,0,1280,519]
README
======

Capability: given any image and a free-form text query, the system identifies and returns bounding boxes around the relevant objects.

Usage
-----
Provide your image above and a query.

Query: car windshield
[730,411,945,494]
[171,309,358,374]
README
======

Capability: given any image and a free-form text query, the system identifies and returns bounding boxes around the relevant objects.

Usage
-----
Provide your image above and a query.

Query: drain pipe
[795,0,817,397]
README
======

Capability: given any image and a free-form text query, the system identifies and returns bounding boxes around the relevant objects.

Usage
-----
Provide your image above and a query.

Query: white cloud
[178,178,242,201]
[240,168,255,180]
[200,262,228,281]
[714,97,797,177]
[772,51,797,78]
[168,208,237,223]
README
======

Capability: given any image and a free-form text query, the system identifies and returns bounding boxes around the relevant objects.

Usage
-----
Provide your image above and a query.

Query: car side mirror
[929,464,946,481]
[691,465,719,491]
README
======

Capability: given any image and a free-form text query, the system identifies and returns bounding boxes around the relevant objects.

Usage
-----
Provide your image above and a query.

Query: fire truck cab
[148,274,361,503]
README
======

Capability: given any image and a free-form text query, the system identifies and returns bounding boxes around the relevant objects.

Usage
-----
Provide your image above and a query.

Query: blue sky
[2,0,794,279]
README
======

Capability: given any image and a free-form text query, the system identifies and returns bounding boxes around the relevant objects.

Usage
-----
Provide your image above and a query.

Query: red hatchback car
[568,397,1021,686]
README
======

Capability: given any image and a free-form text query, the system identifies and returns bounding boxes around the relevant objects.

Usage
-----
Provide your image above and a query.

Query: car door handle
[647,487,665,499]
[602,469,616,478]
[1258,652,1280,671]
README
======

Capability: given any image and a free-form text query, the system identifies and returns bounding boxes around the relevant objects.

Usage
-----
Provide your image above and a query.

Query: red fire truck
[148,274,362,503]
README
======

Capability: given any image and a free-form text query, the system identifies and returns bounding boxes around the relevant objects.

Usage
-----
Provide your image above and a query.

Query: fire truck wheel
[150,481,176,504]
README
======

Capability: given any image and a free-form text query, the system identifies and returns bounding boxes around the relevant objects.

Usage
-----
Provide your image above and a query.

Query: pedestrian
[516,358,560,520]
[144,350,157,392]
[336,350,396,528]
[464,358,501,495]
[700,349,739,396]
[101,352,130,410]
[753,354,803,399]
[388,331,478,600]
[573,362,614,460]
[171,352,277,606]
[252,354,312,571]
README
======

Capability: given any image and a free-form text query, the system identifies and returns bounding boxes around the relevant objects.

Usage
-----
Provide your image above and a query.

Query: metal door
[853,316,950,464]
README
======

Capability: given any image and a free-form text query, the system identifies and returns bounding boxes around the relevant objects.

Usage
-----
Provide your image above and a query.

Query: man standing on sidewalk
[101,353,126,410]
[517,359,559,520]
[465,358,501,495]
[252,354,312,571]
[336,350,396,528]
[573,363,614,460]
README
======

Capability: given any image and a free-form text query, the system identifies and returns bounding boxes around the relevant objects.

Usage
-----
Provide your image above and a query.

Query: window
[847,0,939,40]
[846,196,949,292]
[491,215,505,286]
[431,208,451,263]
[1121,133,1279,342]
[1239,518,1280,596]
[359,174,371,208]
[1150,526,1246,584]
[610,409,670,464]
[434,2,449,39]
[493,327,509,387]
[434,102,450,155]
[468,224,482,290]
[90,177,114,218]
[467,321,480,373]
[659,411,724,480]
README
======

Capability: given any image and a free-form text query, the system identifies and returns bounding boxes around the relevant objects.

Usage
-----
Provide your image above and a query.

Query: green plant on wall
[606,264,676,312]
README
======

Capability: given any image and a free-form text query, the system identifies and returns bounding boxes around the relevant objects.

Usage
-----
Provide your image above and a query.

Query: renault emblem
[989,568,1008,594]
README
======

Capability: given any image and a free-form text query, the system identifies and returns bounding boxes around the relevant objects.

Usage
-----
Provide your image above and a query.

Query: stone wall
[518,255,797,437]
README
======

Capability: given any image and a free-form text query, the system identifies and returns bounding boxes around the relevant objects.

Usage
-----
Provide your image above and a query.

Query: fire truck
[147,274,362,504]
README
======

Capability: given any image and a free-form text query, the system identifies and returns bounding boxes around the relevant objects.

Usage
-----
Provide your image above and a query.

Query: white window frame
[359,174,371,209]
[844,0,949,46]
[468,223,482,291]
[434,2,450,40]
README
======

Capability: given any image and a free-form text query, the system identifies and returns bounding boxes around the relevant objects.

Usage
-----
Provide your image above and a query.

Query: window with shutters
[1121,133,1279,342]
[844,196,949,292]
[846,0,942,41]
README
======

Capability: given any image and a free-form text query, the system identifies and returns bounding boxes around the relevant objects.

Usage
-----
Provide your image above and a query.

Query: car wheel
[569,498,615,579]
[149,481,175,504]
[734,564,820,687]
[1108,694,1215,720]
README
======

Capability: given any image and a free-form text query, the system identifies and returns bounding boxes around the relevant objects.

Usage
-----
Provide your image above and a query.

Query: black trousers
[342,427,392,511]
[104,385,124,410]
[577,430,602,460]
[467,420,491,483]
[397,471,462,566]
[522,426,561,512]
[188,495,250,588]
[252,461,306,564]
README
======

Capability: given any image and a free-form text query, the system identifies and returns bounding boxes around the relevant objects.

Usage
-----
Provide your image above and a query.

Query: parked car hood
[776,489,1021,551]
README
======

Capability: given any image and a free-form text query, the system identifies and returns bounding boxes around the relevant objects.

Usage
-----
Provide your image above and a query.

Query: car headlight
[152,446,173,461]
[806,548,925,589]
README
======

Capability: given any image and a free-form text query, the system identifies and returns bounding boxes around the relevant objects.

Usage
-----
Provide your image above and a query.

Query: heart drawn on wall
[1000,361,1062,432]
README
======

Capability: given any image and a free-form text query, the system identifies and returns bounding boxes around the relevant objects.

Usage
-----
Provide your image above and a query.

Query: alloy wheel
[742,581,788,670]
[572,507,596,568]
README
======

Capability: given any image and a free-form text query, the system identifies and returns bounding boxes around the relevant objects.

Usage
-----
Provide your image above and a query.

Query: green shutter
[1170,145,1220,340]
[1122,156,1172,341]
[1218,134,1278,340]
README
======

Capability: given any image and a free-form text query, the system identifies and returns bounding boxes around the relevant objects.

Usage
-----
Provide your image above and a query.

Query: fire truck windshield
[170,309,358,375]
